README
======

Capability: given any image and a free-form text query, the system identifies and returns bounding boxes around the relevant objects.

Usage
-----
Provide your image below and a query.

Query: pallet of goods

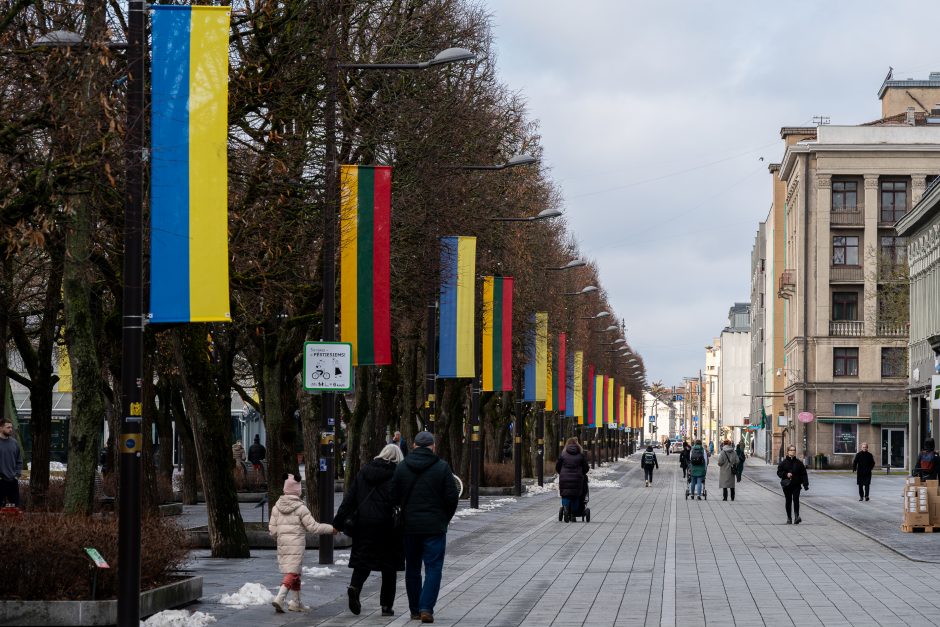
[901,477,940,532]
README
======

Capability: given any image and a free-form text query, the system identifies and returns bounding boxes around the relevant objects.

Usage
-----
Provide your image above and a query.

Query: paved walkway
[179,453,940,626]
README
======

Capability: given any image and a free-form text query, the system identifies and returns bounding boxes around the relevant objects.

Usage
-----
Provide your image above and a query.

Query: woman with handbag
[776,445,809,524]
[334,443,405,617]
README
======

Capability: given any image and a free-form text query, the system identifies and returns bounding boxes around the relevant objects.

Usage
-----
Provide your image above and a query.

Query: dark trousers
[0,478,19,507]
[783,486,801,519]
[404,534,446,616]
[858,483,870,499]
[722,488,735,501]
[350,567,396,608]
[643,467,654,483]
[681,467,688,479]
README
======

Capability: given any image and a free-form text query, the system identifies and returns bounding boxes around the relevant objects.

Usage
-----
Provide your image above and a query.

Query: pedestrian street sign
[303,342,353,393]
[649,415,655,422]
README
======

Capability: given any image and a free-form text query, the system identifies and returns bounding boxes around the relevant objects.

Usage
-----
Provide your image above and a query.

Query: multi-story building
[750,224,767,456]
[721,303,751,444]
[897,174,940,462]
[776,78,940,469]
[704,341,720,447]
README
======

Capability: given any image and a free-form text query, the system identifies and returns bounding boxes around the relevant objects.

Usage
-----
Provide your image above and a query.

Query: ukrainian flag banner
[482,276,513,392]
[150,5,232,323]
[340,165,392,367]
[523,313,548,402]
[573,352,584,424]
[439,236,476,378]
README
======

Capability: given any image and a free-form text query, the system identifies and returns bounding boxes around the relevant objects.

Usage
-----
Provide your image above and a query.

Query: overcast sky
[483,0,940,386]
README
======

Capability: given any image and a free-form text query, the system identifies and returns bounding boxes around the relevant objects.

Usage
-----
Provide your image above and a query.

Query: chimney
[907,106,916,125]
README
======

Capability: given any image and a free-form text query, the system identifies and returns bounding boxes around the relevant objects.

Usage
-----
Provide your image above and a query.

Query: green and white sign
[303,342,353,392]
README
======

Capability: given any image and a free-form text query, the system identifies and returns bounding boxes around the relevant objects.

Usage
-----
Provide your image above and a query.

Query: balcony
[877,321,908,337]
[830,320,863,337]
[778,269,796,299]
[830,210,863,227]
[830,265,864,283]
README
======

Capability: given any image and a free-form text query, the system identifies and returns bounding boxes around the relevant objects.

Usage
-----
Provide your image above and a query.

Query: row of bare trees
[0,0,646,556]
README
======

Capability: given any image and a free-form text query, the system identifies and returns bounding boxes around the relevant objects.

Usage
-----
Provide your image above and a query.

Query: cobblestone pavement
[180,453,940,626]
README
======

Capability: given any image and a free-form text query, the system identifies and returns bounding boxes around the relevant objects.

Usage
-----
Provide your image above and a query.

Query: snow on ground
[303,565,337,578]
[141,609,216,627]
[588,478,622,489]
[218,582,273,607]
[524,482,557,497]
[452,497,517,518]
[334,551,349,566]
[27,461,67,472]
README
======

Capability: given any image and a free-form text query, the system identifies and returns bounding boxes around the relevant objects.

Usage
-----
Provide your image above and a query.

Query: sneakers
[420,611,434,623]
[348,586,361,615]
[271,585,289,613]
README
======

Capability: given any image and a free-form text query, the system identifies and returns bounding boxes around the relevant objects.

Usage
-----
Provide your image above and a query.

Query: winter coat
[269,495,335,574]
[679,448,690,470]
[689,445,708,478]
[391,446,459,536]
[231,443,246,465]
[716,446,737,489]
[641,450,658,469]
[555,443,589,499]
[0,436,22,480]
[735,445,746,468]
[776,456,809,492]
[335,459,404,572]
[247,443,266,465]
[853,451,875,486]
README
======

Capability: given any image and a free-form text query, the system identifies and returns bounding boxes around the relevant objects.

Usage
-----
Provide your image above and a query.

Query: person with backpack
[641,445,659,487]
[679,441,691,479]
[852,442,875,502]
[688,439,708,500]
[916,438,940,481]
[777,445,809,524]
[717,439,738,501]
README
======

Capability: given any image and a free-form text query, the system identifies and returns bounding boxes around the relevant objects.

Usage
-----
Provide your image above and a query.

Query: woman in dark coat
[852,442,876,501]
[776,445,809,524]
[334,444,404,617]
[735,441,746,482]
[679,442,691,479]
[555,437,589,522]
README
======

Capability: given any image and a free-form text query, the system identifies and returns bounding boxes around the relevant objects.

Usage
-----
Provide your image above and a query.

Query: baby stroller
[558,475,591,523]
[684,471,707,500]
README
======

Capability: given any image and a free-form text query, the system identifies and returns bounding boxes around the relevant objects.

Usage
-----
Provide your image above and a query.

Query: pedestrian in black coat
[679,442,691,479]
[777,445,809,524]
[555,437,589,521]
[641,445,659,487]
[852,442,876,501]
[335,444,405,616]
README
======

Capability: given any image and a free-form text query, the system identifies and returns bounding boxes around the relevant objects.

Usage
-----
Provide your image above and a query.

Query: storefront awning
[870,403,907,425]
[816,417,868,424]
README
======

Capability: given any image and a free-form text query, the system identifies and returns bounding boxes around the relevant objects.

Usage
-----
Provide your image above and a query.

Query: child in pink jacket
[269,474,337,612]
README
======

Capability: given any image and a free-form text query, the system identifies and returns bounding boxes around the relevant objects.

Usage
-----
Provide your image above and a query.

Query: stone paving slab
[176,454,940,626]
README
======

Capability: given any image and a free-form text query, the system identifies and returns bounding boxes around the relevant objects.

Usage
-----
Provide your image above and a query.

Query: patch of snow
[27,461,67,472]
[141,609,216,627]
[219,582,274,608]
[588,478,621,489]
[302,566,337,578]
[524,484,557,497]
[335,558,349,566]
[452,497,517,518]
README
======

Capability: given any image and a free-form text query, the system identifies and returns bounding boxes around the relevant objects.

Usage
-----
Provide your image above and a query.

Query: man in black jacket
[392,430,459,624]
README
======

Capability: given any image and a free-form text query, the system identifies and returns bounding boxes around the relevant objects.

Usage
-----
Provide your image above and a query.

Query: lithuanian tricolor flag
[482,276,513,392]
[340,165,392,366]
[439,237,476,378]
[150,5,232,323]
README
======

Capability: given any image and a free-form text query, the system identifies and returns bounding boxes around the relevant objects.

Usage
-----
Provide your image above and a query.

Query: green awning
[870,403,907,425]
[817,417,868,424]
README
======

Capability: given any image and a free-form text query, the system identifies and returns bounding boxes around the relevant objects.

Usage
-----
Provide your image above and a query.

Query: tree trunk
[154,381,175,482]
[298,386,320,517]
[345,367,369,488]
[172,327,249,557]
[173,388,199,506]
[140,352,160,513]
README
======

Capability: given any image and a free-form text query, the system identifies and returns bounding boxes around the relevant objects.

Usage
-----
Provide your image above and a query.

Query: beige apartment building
[776,77,940,469]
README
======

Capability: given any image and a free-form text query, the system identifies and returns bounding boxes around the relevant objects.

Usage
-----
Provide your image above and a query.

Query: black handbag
[780,478,791,488]
[338,486,375,531]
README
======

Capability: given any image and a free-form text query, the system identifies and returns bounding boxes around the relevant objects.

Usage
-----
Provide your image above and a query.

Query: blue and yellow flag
[438,236,476,378]
[150,5,231,323]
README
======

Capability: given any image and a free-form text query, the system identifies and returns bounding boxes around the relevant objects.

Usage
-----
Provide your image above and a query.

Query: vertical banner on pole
[586,364,596,428]
[573,352,584,424]
[593,374,603,427]
[565,350,575,419]
[150,5,232,324]
[481,276,513,391]
[523,313,548,402]
[545,339,553,411]
[618,386,625,429]
[556,334,567,414]
[339,165,392,366]
[438,236,476,378]
[605,376,613,426]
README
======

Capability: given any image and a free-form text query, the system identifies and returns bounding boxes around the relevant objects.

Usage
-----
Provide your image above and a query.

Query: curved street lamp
[564,285,598,296]
[491,208,562,222]
[340,46,475,70]
[580,310,609,320]
[446,152,539,171]
[546,258,587,271]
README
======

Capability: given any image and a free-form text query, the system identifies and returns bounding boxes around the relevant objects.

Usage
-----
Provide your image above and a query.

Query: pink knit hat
[283,474,302,497]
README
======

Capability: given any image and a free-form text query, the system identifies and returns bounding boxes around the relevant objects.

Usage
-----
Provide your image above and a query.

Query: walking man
[641,445,658,487]
[0,418,23,508]
[393,431,459,623]
[853,442,875,501]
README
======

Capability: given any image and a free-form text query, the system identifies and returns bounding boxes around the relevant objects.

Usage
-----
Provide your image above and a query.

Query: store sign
[798,412,814,424]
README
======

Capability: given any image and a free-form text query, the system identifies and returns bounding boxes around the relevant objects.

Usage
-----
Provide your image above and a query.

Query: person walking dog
[641,445,659,487]
[852,442,875,502]
[777,445,809,524]
[335,444,405,617]
[393,431,459,624]
[717,440,737,501]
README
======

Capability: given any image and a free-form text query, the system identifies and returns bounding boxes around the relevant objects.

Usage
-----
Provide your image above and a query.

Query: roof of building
[779,127,817,139]
[861,111,940,127]
[878,71,940,99]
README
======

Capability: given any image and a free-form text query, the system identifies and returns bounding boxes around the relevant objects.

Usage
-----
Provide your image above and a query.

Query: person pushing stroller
[556,437,589,522]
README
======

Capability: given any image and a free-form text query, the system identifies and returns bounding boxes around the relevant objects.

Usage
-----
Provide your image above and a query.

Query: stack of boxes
[902,477,940,528]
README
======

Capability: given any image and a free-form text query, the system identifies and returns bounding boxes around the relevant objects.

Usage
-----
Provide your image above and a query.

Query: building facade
[721,303,751,444]
[750,223,768,456]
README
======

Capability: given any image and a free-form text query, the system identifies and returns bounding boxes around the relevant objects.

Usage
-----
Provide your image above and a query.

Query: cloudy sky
[482,0,940,385]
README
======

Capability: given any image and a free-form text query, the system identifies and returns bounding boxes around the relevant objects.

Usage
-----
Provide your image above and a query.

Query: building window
[832,292,859,321]
[833,423,858,454]
[880,236,907,265]
[881,347,906,378]
[832,236,859,266]
[833,403,859,416]
[832,180,858,211]
[880,180,907,222]
[833,347,859,376]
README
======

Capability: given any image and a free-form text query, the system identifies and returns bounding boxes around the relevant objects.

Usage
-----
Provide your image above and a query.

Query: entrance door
[881,428,906,469]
